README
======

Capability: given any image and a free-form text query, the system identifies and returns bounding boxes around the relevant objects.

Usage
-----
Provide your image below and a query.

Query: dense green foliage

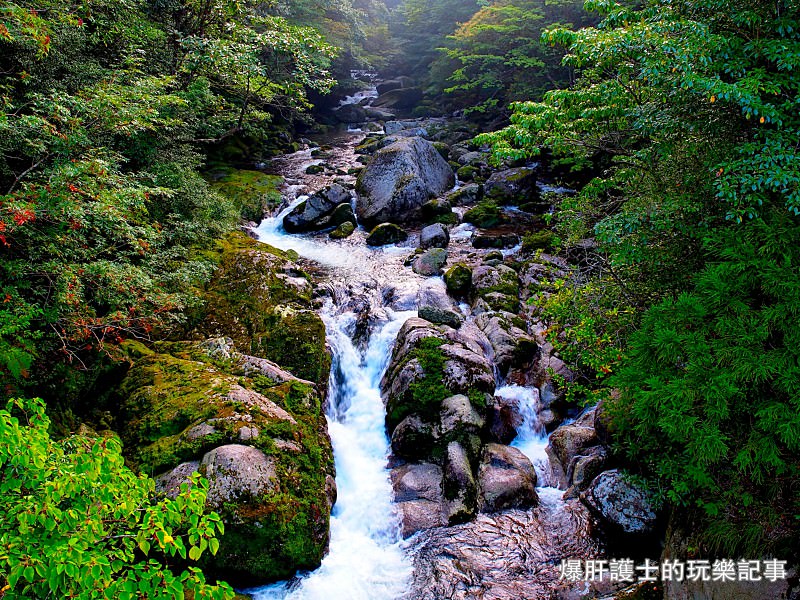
[483,0,800,552]
[433,0,592,115]
[0,397,232,599]
[0,0,335,393]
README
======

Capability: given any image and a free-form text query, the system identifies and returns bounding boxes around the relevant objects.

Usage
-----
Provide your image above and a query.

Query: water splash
[251,303,414,600]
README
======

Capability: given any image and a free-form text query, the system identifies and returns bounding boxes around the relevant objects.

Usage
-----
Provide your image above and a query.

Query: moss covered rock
[190,233,330,384]
[366,222,408,246]
[120,340,335,586]
[463,201,506,228]
[329,221,356,239]
[444,264,473,298]
[207,168,283,222]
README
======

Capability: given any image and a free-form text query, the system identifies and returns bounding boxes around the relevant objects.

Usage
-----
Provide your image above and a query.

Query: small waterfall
[496,384,563,502]
[252,300,414,600]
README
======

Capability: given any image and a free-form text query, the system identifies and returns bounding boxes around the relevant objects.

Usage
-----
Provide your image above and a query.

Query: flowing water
[250,155,440,600]
[247,86,601,599]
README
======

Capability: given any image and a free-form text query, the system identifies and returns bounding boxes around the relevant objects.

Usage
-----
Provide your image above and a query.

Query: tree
[481,0,800,551]
[435,0,590,115]
[0,397,233,599]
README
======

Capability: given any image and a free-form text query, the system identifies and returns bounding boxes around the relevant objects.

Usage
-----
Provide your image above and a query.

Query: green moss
[444,264,472,297]
[207,168,283,222]
[522,230,556,252]
[463,200,506,228]
[386,337,451,430]
[188,233,330,385]
[120,343,335,584]
[457,165,478,181]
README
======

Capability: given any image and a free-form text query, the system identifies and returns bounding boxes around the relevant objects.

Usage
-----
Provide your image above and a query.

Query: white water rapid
[249,185,432,600]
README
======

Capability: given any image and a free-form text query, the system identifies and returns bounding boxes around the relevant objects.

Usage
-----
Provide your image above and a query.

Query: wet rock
[366,222,408,246]
[413,248,448,276]
[421,198,454,223]
[355,137,455,227]
[474,312,538,375]
[472,233,520,249]
[440,394,485,438]
[333,103,367,123]
[444,441,477,524]
[581,469,658,535]
[444,264,472,298]
[478,444,538,513]
[547,410,599,489]
[419,223,450,249]
[329,221,355,239]
[404,500,611,600]
[391,415,436,460]
[487,396,521,445]
[305,164,325,175]
[330,202,356,226]
[201,444,277,507]
[376,76,414,95]
[283,184,352,233]
[392,463,446,537]
[484,167,539,205]
[568,445,607,494]
[446,183,483,206]
[372,87,423,110]
[418,305,463,328]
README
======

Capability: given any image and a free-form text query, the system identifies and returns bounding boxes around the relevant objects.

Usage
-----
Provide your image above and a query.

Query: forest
[1,0,798,598]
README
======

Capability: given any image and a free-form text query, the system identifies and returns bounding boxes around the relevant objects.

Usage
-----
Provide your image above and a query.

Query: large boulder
[333,103,367,124]
[478,443,538,513]
[283,184,352,233]
[355,137,455,227]
[413,248,448,276]
[392,463,447,537]
[377,76,414,95]
[484,167,539,205]
[366,222,408,246]
[372,87,423,110]
[581,470,658,535]
[420,223,450,249]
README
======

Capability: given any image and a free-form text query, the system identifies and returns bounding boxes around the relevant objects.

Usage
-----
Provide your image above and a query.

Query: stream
[246,85,602,600]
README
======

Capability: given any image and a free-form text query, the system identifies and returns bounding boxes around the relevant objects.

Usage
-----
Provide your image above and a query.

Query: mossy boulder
[119,340,336,586]
[305,164,325,175]
[444,264,472,298]
[522,230,556,252]
[457,165,479,182]
[207,168,283,222]
[190,233,330,384]
[447,183,483,206]
[471,264,521,313]
[463,201,506,228]
[366,222,408,246]
[412,248,448,276]
[484,167,538,205]
[329,221,356,239]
